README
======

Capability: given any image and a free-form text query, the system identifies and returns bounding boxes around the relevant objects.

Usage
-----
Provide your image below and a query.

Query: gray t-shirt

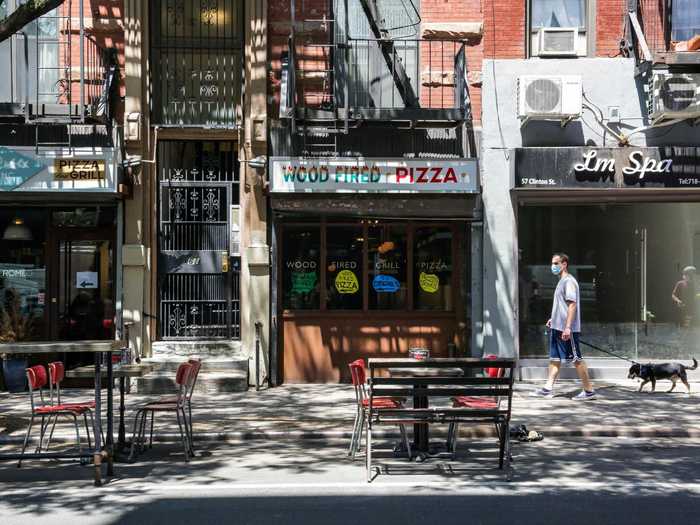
[550,274,581,332]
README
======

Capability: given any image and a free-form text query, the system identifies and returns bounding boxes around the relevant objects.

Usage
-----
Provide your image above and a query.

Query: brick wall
[596,0,626,57]
[421,0,485,124]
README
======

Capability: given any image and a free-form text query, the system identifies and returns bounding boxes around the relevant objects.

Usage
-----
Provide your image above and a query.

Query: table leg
[413,393,429,453]
[93,354,103,487]
[106,353,114,476]
[118,377,126,451]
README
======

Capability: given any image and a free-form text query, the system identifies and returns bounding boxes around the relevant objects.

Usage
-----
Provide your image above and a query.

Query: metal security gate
[157,141,240,340]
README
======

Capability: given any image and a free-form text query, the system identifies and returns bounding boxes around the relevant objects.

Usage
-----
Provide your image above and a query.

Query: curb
[3,425,700,445]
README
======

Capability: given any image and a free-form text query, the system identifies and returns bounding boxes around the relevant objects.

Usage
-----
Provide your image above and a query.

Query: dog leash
[579,339,638,364]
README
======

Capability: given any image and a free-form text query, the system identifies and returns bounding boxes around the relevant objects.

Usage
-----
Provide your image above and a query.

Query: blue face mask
[551,264,561,275]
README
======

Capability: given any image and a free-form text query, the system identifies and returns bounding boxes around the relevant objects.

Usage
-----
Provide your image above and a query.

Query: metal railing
[0,2,111,122]
[340,38,468,111]
[290,36,469,115]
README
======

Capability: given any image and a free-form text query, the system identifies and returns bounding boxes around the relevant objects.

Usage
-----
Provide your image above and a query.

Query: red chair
[151,358,201,454]
[129,362,193,461]
[18,365,90,467]
[348,359,411,460]
[447,354,506,456]
[45,362,101,449]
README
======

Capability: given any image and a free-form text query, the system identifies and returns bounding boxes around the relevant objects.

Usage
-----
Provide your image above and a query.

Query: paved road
[1,436,699,524]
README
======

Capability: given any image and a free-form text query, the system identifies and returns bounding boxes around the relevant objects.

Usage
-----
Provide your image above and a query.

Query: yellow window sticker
[335,269,359,294]
[419,272,439,293]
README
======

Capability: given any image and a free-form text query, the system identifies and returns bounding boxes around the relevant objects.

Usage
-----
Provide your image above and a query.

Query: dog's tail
[688,358,698,370]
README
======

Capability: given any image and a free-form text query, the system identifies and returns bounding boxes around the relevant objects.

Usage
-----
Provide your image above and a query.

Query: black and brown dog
[628,359,698,393]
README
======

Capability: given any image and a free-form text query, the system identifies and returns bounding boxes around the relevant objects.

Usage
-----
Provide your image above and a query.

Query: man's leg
[574,360,594,392]
[571,334,594,392]
[545,361,561,390]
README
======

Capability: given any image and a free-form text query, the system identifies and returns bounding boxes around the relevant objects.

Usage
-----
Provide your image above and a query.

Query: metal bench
[366,357,516,482]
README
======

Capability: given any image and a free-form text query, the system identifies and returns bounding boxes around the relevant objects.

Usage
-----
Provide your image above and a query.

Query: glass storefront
[519,203,700,361]
[0,209,47,341]
[0,206,116,343]
[281,220,464,314]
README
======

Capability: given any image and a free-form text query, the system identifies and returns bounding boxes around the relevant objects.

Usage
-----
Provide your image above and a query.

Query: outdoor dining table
[386,363,464,456]
[65,362,153,456]
[0,340,124,486]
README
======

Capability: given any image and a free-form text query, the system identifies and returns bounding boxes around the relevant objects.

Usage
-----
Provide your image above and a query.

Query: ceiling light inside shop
[2,217,33,241]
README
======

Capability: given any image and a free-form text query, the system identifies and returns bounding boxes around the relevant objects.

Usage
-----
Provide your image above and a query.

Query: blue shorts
[549,330,583,363]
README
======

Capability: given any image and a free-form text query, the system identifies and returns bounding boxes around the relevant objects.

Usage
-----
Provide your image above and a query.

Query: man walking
[531,253,596,400]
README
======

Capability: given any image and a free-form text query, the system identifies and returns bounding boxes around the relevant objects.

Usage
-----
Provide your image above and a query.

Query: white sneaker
[572,390,596,401]
[529,387,554,398]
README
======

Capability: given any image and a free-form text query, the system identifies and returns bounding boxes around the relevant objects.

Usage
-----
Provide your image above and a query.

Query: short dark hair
[553,253,570,267]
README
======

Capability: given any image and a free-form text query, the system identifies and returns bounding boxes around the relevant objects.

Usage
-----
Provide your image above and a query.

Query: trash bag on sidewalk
[510,424,544,442]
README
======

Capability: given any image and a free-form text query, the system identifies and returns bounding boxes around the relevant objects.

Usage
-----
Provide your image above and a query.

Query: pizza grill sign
[270,157,479,193]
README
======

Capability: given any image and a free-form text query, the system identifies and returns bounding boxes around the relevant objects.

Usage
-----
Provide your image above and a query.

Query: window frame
[278,219,459,315]
[527,0,596,58]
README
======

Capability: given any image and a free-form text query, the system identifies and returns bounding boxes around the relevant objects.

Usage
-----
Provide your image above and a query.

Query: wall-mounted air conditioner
[649,72,700,124]
[537,28,578,57]
[517,75,582,125]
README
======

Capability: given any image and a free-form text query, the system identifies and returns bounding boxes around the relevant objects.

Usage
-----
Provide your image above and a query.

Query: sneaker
[572,390,596,401]
[529,387,554,398]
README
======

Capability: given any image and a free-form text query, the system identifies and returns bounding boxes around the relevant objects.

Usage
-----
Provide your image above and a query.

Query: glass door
[50,236,114,342]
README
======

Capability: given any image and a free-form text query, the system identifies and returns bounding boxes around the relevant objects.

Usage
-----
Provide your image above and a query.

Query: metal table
[0,340,124,486]
[387,365,464,455]
[65,363,153,455]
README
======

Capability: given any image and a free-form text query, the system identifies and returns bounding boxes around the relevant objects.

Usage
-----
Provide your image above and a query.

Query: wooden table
[0,340,125,486]
[387,365,464,455]
[66,363,153,455]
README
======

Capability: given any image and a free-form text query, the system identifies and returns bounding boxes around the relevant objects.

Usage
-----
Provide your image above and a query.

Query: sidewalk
[1,380,699,445]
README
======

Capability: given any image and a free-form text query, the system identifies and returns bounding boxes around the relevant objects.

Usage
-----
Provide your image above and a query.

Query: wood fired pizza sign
[270,158,479,193]
[53,159,106,180]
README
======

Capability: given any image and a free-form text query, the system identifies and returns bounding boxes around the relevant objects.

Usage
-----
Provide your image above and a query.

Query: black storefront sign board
[515,147,700,189]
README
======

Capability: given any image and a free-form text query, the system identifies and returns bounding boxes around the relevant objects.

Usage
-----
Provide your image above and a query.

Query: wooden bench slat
[368,358,515,369]
[371,376,512,386]
[371,387,512,398]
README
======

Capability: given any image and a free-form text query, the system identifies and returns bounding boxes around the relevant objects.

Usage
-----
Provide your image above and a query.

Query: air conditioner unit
[517,75,583,123]
[537,27,578,57]
[649,72,700,124]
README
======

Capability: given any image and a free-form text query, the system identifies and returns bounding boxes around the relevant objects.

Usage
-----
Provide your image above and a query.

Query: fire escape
[0,1,117,149]
[281,0,475,157]
[625,0,700,125]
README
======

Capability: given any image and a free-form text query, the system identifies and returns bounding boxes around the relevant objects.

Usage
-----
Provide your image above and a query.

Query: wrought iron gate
[158,141,240,339]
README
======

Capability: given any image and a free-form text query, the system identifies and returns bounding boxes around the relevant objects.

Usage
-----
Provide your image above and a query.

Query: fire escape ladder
[285,0,345,157]
[357,0,419,108]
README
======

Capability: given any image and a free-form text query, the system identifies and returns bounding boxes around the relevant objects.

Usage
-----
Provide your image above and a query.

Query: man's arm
[562,301,576,341]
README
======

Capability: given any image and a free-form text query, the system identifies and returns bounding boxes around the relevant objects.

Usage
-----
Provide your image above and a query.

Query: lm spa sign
[270,157,479,193]
[515,147,700,188]
[575,150,673,180]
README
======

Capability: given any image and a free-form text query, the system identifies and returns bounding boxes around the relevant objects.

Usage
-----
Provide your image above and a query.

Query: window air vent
[538,27,578,57]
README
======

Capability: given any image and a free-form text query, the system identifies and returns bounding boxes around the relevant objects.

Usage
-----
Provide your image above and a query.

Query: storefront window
[368,225,407,310]
[414,227,453,311]
[326,226,363,310]
[0,209,47,341]
[282,227,321,310]
[519,203,700,362]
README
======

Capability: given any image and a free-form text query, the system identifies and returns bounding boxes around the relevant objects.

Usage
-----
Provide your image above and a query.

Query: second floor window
[530,0,588,57]
[671,0,700,42]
